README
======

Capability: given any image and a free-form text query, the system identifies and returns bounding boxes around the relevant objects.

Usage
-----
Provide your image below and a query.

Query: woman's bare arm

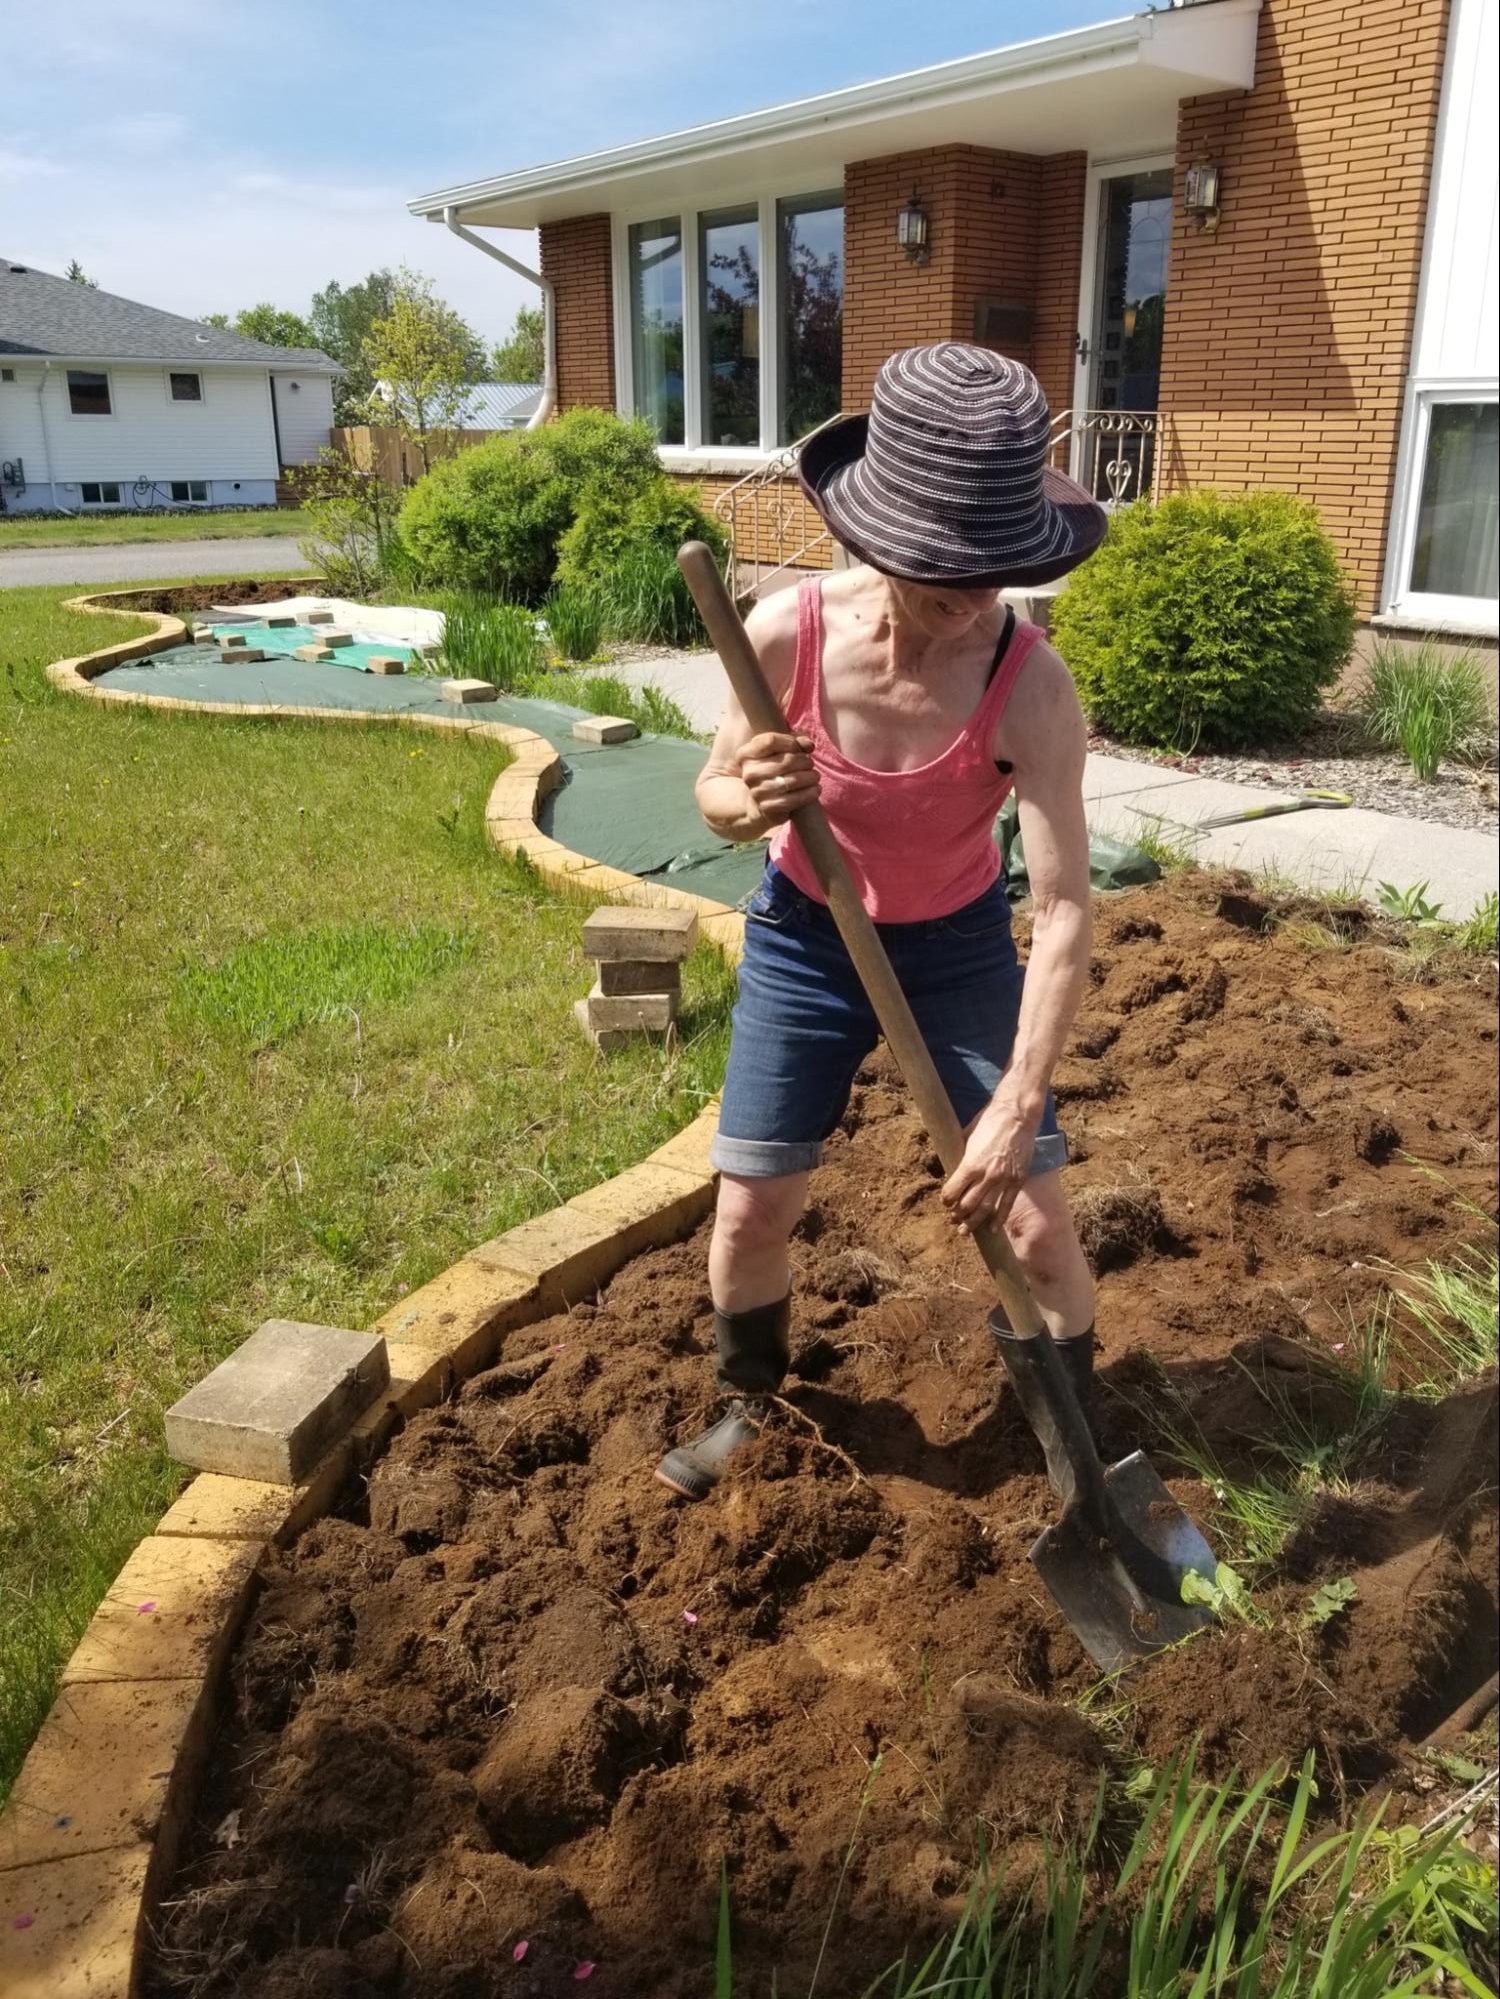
[942,642,1092,1227]
[695,587,819,841]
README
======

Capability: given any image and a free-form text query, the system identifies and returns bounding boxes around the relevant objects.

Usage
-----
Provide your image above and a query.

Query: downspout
[442,206,557,429]
[36,361,77,513]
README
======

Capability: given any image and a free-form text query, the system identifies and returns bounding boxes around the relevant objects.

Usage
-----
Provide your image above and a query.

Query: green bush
[1355,638,1493,780]
[397,409,664,603]
[556,478,726,594]
[1051,490,1356,751]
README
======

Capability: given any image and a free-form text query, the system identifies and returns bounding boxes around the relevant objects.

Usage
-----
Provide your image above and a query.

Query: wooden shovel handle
[679,541,1049,1340]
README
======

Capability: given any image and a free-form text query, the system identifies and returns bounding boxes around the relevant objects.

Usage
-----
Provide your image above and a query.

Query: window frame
[1385,382,1499,635]
[774,188,846,450]
[612,178,843,467]
[79,481,123,507]
[66,369,113,419]
[166,370,205,405]
[169,479,210,504]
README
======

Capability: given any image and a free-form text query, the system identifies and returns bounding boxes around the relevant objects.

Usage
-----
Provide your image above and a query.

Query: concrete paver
[1192,807,1498,915]
[164,1319,388,1484]
[0,537,310,588]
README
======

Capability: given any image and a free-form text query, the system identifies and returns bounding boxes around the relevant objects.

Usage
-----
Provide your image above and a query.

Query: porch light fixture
[896,190,930,265]
[1184,162,1221,233]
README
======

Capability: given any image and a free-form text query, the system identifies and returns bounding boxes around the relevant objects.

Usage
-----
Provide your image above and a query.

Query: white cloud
[102,111,188,148]
[0,149,63,184]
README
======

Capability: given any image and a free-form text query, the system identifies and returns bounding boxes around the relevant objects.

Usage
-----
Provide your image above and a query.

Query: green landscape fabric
[209,623,422,672]
[95,648,1158,910]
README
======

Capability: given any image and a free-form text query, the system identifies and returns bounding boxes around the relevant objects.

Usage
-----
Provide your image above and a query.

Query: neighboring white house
[0,258,338,513]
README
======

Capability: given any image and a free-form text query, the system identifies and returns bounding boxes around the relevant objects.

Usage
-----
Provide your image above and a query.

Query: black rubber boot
[656,1296,792,1501]
[990,1310,1095,1504]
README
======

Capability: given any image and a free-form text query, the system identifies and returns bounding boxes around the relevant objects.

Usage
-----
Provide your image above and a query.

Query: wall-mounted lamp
[1184,162,1222,233]
[896,190,930,265]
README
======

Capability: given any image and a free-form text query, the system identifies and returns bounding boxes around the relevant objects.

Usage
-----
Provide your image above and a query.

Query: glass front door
[1081,166,1172,502]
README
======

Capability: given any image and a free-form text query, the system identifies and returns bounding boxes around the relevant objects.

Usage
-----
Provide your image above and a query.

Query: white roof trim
[411,2,1260,226]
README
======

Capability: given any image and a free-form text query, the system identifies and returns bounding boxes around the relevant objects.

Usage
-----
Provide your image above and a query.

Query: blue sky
[6,0,1122,350]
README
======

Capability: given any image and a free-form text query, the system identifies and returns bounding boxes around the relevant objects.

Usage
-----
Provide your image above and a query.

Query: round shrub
[397,409,664,603]
[556,478,727,596]
[1050,490,1356,751]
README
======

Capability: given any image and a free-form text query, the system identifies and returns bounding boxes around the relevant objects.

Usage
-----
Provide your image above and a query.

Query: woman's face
[885,576,1001,641]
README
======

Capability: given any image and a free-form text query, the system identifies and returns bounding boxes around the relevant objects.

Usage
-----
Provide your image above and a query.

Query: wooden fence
[330,425,496,487]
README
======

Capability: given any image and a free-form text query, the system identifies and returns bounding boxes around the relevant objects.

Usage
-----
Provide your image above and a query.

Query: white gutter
[442,207,556,429]
[34,361,75,513]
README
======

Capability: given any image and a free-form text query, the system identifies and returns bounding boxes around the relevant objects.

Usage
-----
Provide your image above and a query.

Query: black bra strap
[987,605,1018,774]
[984,605,1017,690]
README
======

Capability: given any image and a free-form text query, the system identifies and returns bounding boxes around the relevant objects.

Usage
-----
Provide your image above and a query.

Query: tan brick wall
[842,145,1086,419]
[1158,0,1450,613]
[539,213,615,412]
[672,472,834,573]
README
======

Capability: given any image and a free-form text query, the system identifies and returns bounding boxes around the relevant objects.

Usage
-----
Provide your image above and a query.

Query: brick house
[412,0,1498,636]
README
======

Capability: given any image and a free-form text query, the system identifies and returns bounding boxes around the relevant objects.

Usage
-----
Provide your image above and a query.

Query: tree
[65,259,98,288]
[492,304,544,383]
[201,304,315,347]
[310,270,398,422]
[361,269,487,476]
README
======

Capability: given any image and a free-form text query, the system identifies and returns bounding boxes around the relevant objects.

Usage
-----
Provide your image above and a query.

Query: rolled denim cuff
[709,1132,825,1178]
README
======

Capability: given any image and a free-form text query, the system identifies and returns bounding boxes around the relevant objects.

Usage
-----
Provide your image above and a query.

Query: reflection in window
[701,208,760,448]
[629,217,684,446]
[778,196,843,444]
[1410,401,1499,601]
[67,369,111,416]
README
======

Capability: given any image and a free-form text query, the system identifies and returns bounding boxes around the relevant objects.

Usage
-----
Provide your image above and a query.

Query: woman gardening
[658,344,1109,1501]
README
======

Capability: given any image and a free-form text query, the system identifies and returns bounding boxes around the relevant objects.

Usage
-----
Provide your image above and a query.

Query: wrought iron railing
[1048,408,1160,507]
[711,412,845,601]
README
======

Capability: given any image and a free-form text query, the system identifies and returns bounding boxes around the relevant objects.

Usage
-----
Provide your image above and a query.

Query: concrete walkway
[613,650,1498,920]
[0,537,310,588]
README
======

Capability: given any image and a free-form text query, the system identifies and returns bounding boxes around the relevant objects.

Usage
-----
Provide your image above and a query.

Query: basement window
[67,369,112,416]
[80,482,122,505]
[169,480,209,503]
[168,371,203,402]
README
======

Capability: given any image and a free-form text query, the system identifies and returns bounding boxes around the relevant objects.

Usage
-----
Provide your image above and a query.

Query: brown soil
[148,880,1498,1999]
[87,578,321,614]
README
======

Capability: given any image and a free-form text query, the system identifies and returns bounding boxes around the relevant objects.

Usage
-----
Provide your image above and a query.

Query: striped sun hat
[798,344,1107,588]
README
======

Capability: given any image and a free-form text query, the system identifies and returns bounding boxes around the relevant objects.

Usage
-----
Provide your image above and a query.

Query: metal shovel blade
[1030,1450,1220,1675]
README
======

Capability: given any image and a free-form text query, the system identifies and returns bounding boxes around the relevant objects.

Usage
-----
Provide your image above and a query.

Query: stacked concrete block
[575,906,697,1051]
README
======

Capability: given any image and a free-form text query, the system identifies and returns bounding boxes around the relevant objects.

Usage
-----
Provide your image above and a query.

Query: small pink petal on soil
[136,1602,156,1615]
[12,1914,35,1930]
[512,1939,529,1962]
[682,1610,698,1626]
[573,1965,597,1981]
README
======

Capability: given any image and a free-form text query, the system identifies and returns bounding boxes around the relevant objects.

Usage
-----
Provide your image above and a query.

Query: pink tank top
[769,578,1040,924]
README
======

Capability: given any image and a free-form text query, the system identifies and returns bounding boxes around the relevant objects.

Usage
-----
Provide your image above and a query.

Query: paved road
[0,536,311,588]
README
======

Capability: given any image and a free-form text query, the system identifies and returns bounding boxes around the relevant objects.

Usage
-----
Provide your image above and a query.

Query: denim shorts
[710,864,1067,1180]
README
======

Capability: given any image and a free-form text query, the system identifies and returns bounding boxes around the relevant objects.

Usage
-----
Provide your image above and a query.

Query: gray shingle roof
[0,258,336,368]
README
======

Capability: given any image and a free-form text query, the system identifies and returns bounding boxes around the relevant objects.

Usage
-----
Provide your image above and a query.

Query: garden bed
[147,878,1497,1998]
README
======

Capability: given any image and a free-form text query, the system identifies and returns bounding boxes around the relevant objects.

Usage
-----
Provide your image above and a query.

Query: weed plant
[1355,639,1494,781]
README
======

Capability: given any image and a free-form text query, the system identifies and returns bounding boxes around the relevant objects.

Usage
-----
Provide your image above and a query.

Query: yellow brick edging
[8,597,744,1992]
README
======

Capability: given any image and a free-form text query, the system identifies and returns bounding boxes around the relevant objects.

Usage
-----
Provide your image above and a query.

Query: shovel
[678,543,1219,1673]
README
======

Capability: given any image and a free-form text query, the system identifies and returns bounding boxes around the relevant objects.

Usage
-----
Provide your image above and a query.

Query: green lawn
[0,580,733,1796]
[0,508,304,549]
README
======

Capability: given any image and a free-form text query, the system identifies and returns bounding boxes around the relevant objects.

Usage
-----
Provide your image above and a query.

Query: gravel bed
[1088,716,1498,834]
